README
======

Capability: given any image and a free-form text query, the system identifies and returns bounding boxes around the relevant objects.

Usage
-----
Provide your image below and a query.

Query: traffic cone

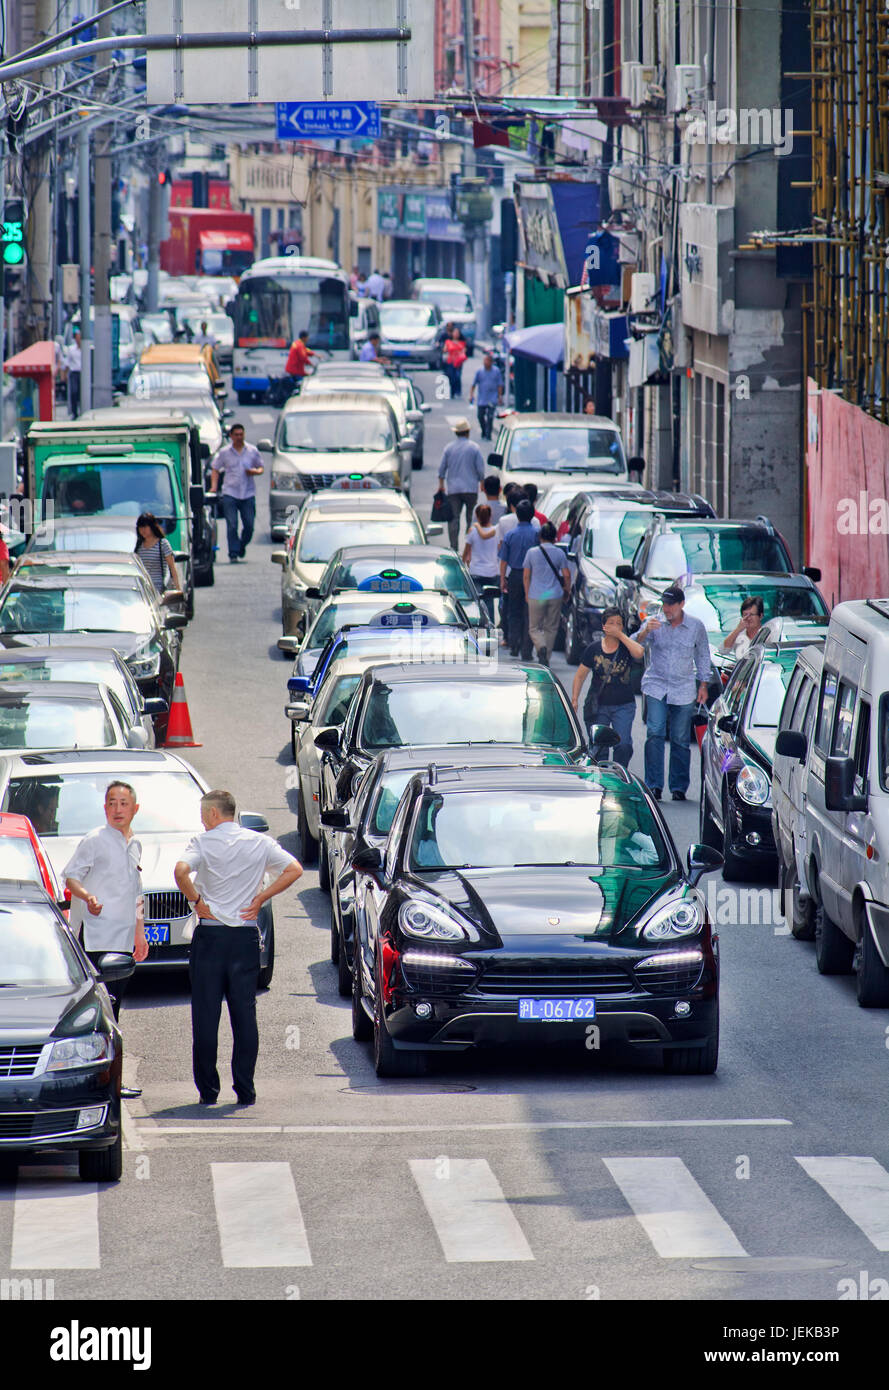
[164,672,202,748]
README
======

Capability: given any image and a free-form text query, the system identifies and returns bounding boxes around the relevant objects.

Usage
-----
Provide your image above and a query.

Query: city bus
[229,256,351,405]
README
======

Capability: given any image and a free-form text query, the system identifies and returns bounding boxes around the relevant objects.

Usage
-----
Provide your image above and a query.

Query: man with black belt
[174,790,302,1106]
[64,780,148,1099]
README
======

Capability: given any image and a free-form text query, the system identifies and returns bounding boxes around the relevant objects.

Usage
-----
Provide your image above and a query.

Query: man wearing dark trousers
[499,498,537,660]
[175,791,302,1106]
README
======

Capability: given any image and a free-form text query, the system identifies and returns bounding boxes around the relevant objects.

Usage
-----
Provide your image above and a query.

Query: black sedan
[315,662,588,822]
[0,880,132,1181]
[321,744,575,998]
[346,763,723,1077]
[699,645,797,879]
[0,576,185,741]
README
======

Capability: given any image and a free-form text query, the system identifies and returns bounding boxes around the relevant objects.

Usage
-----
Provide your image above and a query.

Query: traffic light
[1,200,25,268]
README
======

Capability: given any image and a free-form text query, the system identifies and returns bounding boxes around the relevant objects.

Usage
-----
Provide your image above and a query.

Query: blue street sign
[275,101,381,140]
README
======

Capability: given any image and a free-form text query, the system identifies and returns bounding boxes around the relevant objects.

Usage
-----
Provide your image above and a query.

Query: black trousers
[507,568,532,659]
[87,951,130,1021]
[189,923,260,1100]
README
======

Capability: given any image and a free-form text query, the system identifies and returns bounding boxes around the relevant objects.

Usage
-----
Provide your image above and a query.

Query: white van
[771,645,823,939]
[775,599,889,1005]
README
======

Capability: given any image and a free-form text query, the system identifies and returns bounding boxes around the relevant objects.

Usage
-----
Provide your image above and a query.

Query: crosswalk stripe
[603,1157,747,1258]
[796,1156,889,1251]
[409,1158,534,1263]
[211,1162,312,1267]
[10,1182,100,1269]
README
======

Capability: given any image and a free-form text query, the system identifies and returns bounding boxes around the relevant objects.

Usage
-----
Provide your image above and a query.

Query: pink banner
[806,379,889,605]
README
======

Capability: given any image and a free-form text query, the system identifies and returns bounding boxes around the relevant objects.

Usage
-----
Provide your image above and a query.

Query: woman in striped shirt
[135,512,181,598]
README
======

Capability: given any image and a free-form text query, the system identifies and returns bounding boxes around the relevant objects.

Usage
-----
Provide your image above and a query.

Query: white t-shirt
[495,511,541,551]
[181,820,297,925]
[727,631,752,658]
[63,824,143,953]
[464,525,499,578]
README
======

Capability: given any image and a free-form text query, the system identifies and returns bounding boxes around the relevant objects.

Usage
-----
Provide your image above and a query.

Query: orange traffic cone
[164,672,202,748]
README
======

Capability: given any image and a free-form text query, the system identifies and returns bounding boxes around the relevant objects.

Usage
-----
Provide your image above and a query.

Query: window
[788,676,814,733]
[384,787,413,881]
[316,675,361,728]
[723,657,755,716]
[780,669,805,732]
[815,669,839,755]
[830,681,857,758]
[854,702,871,798]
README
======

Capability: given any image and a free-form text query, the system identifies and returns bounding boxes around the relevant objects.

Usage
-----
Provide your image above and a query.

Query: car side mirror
[258,439,274,452]
[271,551,288,567]
[199,442,211,460]
[95,951,136,983]
[775,729,807,762]
[716,714,737,734]
[803,566,822,583]
[406,409,422,424]
[487,452,503,469]
[686,843,724,887]
[615,564,637,581]
[824,756,867,813]
[164,613,187,630]
[239,812,270,832]
[286,700,311,722]
[420,402,432,413]
[277,636,301,655]
[588,725,621,757]
[352,844,382,873]
[321,809,351,830]
[425,523,444,538]
[314,726,341,751]
[304,586,321,600]
[189,484,205,512]
[142,697,168,716]
[125,726,149,749]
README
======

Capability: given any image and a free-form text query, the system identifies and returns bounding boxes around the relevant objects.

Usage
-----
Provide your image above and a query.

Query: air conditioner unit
[630,271,656,314]
[670,64,702,114]
[622,61,658,108]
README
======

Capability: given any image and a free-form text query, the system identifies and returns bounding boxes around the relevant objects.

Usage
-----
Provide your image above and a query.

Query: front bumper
[0,1067,121,1152]
[725,794,777,861]
[381,341,439,364]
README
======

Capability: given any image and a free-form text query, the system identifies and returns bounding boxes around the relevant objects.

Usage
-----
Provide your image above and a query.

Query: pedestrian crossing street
[3,1152,889,1270]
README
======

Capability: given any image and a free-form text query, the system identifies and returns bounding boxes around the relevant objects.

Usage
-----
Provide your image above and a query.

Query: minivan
[774,599,889,1005]
[770,645,823,937]
[349,296,381,358]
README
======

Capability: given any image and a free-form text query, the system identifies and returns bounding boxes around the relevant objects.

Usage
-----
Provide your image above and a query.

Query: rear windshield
[360,673,577,750]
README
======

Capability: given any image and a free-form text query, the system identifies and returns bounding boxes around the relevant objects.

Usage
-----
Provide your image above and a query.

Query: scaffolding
[809,0,889,421]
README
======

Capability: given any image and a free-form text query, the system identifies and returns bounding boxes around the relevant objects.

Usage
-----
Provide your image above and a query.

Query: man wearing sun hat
[639,585,712,802]
[436,417,486,549]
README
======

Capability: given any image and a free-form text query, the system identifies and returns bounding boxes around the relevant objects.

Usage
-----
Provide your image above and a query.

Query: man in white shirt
[65,331,82,417]
[175,790,302,1106]
[193,320,217,348]
[365,268,386,301]
[64,781,148,1097]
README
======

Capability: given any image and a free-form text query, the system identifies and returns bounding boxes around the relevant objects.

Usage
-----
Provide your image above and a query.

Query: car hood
[0,632,156,660]
[272,448,399,472]
[0,980,95,1041]
[503,467,625,491]
[381,326,436,343]
[406,865,675,942]
[42,833,196,893]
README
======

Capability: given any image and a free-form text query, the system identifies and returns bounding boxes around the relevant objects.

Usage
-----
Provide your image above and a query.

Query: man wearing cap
[437,418,485,550]
[639,586,712,801]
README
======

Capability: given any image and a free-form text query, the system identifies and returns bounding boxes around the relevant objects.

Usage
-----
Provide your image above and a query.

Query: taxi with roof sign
[283,590,476,675]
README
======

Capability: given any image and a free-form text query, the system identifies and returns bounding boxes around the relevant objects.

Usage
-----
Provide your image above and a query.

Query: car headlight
[735,762,770,806]
[128,643,161,678]
[640,892,705,942]
[46,1034,113,1071]
[270,471,296,490]
[399,899,475,942]
[582,580,613,608]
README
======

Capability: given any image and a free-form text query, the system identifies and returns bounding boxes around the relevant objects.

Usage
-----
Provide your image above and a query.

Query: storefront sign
[515,183,567,286]
[378,189,428,237]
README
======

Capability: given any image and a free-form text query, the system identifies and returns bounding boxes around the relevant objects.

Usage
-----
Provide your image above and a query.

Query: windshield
[408,786,668,870]
[232,274,350,351]
[647,527,789,580]
[282,413,394,452]
[297,520,424,565]
[507,427,626,473]
[307,600,456,650]
[371,771,415,834]
[748,660,794,731]
[128,369,210,395]
[42,462,176,519]
[418,289,472,313]
[0,837,44,886]
[3,771,204,837]
[0,660,135,713]
[0,903,84,987]
[586,509,655,559]
[0,695,113,750]
[0,586,155,635]
[302,380,403,419]
[361,674,577,750]
[685,583,829,636]
[328,554,473,600]
[380,304,436,329]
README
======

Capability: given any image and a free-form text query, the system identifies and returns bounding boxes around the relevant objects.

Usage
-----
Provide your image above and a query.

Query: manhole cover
[340,1083,477,1096]
[690,1256,845,1274]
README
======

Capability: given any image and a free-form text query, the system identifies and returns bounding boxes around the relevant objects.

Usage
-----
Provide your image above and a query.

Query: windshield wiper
[512,861,591,867]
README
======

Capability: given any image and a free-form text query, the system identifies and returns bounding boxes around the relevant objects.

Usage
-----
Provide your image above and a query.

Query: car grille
[0,1046,44,1079]
[296,472,348,491]
[0,1109,86,1140]
[634,959,705,994]
[145,890,190,921]
[478,959,633,996]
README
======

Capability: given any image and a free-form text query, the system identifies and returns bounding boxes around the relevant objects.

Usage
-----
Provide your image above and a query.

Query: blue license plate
[518,997,596,1021]
[145,922,170,945]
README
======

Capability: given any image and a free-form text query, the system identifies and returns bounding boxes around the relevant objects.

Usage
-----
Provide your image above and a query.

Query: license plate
[144,922,170,945]
[518,997,596,1021]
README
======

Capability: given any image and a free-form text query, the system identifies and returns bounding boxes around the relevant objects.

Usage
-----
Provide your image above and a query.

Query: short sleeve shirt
[181,821,297,925]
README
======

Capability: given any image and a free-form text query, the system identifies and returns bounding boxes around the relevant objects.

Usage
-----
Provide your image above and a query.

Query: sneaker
[229,556,239,564]
[671,791,687,801]
[120,1085,142,1099]
[649,787,662,801]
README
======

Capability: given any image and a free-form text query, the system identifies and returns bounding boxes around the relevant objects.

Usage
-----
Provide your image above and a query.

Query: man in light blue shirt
[210,423,264,563]
[639,585,712,800]
[437,418,485,549]
[468,353,503,440]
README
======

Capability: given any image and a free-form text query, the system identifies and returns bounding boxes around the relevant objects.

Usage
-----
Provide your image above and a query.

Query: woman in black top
[135,511,181,598]
[571,606,644,767]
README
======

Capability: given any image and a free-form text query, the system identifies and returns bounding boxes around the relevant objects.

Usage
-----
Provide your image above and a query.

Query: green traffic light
[2,243,24,266]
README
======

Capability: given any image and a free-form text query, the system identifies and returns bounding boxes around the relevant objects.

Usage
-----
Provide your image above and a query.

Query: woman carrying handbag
[443,327,467,398]
[571,607,645,768]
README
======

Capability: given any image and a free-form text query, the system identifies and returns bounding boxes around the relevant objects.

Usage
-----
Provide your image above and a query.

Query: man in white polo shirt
[64,780,148,1099]
[174,790,302,1106]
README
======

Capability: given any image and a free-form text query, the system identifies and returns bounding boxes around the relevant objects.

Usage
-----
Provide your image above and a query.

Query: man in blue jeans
[639,585,712,800]
[210,422,264,563]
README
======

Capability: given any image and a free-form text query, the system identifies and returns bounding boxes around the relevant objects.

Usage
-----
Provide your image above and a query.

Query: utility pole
[78,126,92,411]
[146,168,162,313]
[92,6,114,405]
[25,0,56,345]
[460,0,485,339]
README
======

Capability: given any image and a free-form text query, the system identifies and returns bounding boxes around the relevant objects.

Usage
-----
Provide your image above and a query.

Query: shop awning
[4,341,57,376]
[504,322,564,367]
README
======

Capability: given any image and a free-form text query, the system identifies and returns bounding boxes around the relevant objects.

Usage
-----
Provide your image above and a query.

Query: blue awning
[504,322,564,367]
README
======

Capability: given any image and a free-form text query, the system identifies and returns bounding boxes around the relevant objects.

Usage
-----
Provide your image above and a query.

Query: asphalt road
[2,362,889,1305]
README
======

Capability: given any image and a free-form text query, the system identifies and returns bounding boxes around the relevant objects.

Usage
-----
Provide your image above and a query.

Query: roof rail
[754,514,775,534]
[865,599,889,622]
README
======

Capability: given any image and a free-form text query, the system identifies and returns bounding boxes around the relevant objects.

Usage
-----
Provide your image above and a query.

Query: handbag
[431,491,453,523]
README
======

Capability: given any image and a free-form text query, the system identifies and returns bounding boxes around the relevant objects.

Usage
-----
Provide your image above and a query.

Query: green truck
[25,415,216,614]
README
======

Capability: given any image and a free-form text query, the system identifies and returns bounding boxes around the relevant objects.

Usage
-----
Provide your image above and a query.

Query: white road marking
[146,1117,792,1137]
[211,1162,312,1267]
[120,1101,144,1152]
[11,1182,100,1269]
[603,1156,747,1258]
[250,411,275,423]
[796,1156,889,1250]
[409,1158,533,1263]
